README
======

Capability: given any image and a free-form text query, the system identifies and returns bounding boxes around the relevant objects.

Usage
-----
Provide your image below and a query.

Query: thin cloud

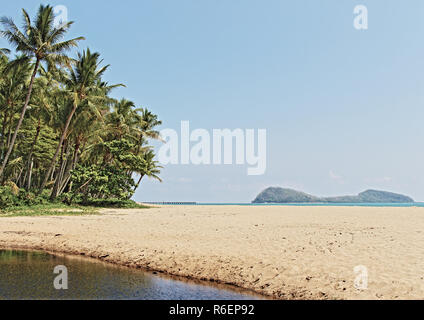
[330,170,343,181]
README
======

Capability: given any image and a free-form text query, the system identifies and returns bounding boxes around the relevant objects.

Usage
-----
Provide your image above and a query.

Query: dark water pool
[0,250,263,300]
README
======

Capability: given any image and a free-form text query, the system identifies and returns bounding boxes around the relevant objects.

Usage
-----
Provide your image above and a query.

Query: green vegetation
[253,188,415,204]
[79,199,149,209]
[253,188,320,204]
[0,5,162,213]
[1,203,98,218]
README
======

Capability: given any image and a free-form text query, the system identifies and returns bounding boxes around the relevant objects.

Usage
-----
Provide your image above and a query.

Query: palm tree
[0,4,84,179]
[133,108,163,160]
[0,55,32,164]
[44,48,122,198]
[133,149,162,195]
[104,101,162,145]
[55,102,107,196]
[105,99,137,140]
[21,67,58,190]
[131,109,163,181]
[138,109,162,141]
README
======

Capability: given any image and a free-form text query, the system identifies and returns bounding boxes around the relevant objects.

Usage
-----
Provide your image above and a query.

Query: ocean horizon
[144,202,424,208]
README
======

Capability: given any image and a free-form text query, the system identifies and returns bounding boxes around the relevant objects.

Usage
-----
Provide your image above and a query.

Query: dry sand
[1,205,424,300]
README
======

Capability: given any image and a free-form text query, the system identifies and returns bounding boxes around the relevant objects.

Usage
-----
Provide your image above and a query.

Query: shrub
[0,186,18,209]
[0,186,50,209]
[70,164,136,202]
[4,181,19,195]
[74,198,146,209]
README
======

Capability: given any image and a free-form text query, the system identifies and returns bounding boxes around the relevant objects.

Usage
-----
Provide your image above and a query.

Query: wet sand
[1,205,424,300]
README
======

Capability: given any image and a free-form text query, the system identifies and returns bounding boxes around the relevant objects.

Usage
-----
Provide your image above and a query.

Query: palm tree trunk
[0,59,40,180]
[67,139,85,193]
[50,142,65,199]
[134,174,145,192]
[24,119,41,191]
[6,115,13,151]
[27,160,33,190]
[39,102,78,195]
[51,141,70,199]
[127,174,144,200]
[0,110,8,161]
[58,139,81,195]
[16,168,24,185]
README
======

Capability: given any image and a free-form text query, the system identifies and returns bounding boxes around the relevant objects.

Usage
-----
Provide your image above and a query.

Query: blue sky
[2,1,424,202]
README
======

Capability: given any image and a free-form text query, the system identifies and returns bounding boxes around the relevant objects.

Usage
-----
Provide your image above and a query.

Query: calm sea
[170,203,424,208]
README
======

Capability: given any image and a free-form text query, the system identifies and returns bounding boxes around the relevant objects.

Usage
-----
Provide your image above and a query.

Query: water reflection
[0,250,263,300]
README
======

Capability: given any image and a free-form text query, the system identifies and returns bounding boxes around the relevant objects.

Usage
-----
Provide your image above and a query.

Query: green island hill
[252,188,415,204]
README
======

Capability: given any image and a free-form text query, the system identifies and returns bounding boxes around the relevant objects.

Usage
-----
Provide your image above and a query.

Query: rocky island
[253,188,414,204]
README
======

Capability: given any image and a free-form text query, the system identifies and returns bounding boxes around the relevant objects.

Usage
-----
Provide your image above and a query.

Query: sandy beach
[1,205,424,300]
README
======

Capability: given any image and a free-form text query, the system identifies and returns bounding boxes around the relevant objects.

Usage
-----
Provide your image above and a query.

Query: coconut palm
[20,67,58,190]
[0,55,32,164]
[55,102,107,196]
[132,149,162,195]
[0,4,84,179]
[105,99,140,141]
[0,6,163,205]
[137,109,162,141]
[44,48,123,198]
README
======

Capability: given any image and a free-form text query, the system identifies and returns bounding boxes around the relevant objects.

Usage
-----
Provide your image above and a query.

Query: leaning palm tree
[0,55,32,163]
[21,67,58,190]
[44,48,123,198]
[0,4,84,179]
[132,149,162,195]
[138,109,162,141]
[105,99,141,141]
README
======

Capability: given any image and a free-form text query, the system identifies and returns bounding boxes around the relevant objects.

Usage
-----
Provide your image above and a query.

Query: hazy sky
[2,0,424,202]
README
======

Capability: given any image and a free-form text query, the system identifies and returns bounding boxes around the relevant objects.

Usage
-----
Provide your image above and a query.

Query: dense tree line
[0,5,162,206]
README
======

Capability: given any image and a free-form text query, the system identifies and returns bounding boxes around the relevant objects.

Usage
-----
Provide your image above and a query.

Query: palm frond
[49,37,85,53]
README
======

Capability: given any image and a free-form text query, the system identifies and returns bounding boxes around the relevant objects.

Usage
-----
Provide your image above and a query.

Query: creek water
[0,250,263,300]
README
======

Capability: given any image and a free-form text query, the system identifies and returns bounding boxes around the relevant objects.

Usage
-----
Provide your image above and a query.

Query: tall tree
[0,4,84,179]
[44,49,122,198]
[20,67,57,190]
[0,55,32,163]
[133,149,162,194]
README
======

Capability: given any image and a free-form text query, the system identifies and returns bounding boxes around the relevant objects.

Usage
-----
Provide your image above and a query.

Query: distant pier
[144,202,198,206]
